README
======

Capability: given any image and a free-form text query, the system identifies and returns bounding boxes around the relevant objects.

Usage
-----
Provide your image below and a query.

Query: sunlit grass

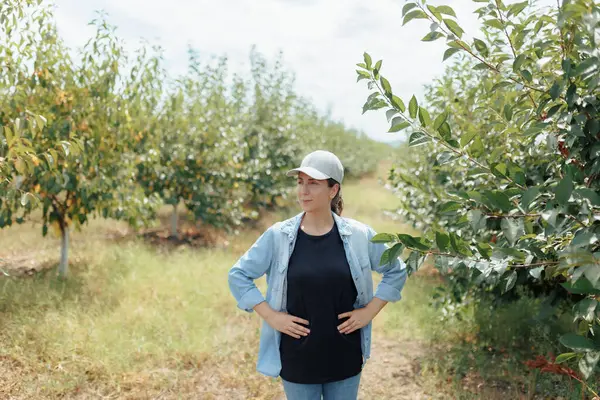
[0,163,421,398]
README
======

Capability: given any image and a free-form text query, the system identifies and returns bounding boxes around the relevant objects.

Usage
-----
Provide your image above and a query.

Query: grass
[0,163,422,399]
[1,162,595,399]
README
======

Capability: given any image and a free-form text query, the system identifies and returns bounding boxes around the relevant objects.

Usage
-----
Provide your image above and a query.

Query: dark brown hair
[327,178,343,216]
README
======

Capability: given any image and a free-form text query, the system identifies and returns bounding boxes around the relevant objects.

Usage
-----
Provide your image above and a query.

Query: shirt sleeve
[366,225,408,303]
[228,225,276,313]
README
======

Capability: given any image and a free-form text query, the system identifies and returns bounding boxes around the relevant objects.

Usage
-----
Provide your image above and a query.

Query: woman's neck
[300,208,334,235]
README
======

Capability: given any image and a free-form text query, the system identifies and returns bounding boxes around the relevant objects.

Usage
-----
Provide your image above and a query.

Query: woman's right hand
[266,311,310,339]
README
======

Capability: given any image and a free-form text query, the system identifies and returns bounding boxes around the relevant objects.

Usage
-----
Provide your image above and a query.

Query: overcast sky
[52,0,555,143]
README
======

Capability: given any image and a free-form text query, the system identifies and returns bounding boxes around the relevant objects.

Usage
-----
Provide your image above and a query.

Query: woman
[228,150,408,400]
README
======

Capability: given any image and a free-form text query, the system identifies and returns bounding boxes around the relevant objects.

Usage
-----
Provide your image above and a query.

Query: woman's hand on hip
[265,311,310,339]
[337,307,376,334]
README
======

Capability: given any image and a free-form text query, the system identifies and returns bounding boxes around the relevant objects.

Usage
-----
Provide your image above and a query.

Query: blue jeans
[281,373,361,400]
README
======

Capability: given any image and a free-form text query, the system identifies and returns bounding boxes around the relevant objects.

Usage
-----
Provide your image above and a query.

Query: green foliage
[358,0,600,383]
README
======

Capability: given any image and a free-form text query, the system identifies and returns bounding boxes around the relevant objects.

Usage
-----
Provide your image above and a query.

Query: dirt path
[357,332,429,400]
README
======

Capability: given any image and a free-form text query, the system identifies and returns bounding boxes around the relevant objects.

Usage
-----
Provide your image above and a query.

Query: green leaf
[561,278,600,295]
[555,175,573,205]
[443,19,464,38]
[391,95,406,112]
[520,69,533,82]
[371,232,398,243]
[436,5,456,17]
[356,70,370,82]
[473,38,489,57]
[571,232,599,248]
[439,201,461,214]
[363,52,372,70]
[408,131,430,146]
[504,270,517,293]
[468,210,487,232]
[573,56,598,77]
[436,151,458,165]
[4,125,13,145]
[374,60,382,72]
[386,109,398,122]
[483,190,512,212]
[435,231,450,252]
[403,10,428,25]
[513,55,527,72]
[508,1,528,17]
[549,81,562,100]
[555,352,577,364]
[426,5,442,21]
[449,232,473,256]
[459,130,476,147]
[560,333,599,351]
[501,218,525,246]
[402,3,417,16]
[422,31,445,42]
[389,118,410,133]
[521,186,540,212]
[388,243,405,262]
[438,122,452,140]
[483,19,503,30]
[469,135,484,157]
[574,298,597,322]
[443,47,460,61]
[34,114,47,132]
[397,234,431,251]
[408,95,418,119]
[574,188,600,206]
[418,108,431,127]
[491,81,512,91]
[503,104,513,121]
[380,76,392,94]
[433,112,448,130]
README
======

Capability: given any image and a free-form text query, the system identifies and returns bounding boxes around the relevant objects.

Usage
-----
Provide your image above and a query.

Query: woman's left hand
[337,307,377,334]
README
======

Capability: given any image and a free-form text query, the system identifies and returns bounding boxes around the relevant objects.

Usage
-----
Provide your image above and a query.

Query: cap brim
[286,167,330,180]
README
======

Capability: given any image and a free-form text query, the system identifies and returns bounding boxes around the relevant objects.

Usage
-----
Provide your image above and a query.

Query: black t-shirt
[279,222,362,384]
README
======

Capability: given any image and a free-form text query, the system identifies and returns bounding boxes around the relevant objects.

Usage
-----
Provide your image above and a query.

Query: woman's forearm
[254,301,277,321]
[365,296,388,317]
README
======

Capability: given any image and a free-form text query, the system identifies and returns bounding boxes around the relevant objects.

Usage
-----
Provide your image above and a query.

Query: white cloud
[52,0,556,143]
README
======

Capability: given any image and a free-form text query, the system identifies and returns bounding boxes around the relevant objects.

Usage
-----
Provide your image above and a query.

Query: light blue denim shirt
[228,210,408,378]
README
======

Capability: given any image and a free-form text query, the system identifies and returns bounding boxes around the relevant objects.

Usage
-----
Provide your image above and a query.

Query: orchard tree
[241,48,297,208]
[136,52,248,237]
[358,0,600,386]
[1,8,161,277]
[0,1,74,203]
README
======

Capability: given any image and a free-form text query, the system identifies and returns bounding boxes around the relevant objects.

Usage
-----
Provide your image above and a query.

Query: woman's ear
[331,183,340,198]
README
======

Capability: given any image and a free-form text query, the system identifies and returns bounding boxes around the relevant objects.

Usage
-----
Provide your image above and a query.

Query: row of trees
[359,0,600,386]
[0,0,388,277]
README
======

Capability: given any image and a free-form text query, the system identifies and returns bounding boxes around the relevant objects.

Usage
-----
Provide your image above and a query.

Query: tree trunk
[58,221,69,278]
[171,203,178,239]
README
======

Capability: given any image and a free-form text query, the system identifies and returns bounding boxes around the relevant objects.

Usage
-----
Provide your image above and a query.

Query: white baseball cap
[286,150,344,184]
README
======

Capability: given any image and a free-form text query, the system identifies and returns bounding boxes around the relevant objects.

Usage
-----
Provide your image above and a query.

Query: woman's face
[296,172,338,213]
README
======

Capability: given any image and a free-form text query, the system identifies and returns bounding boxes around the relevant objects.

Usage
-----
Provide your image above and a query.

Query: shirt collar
[281,210,352,239]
